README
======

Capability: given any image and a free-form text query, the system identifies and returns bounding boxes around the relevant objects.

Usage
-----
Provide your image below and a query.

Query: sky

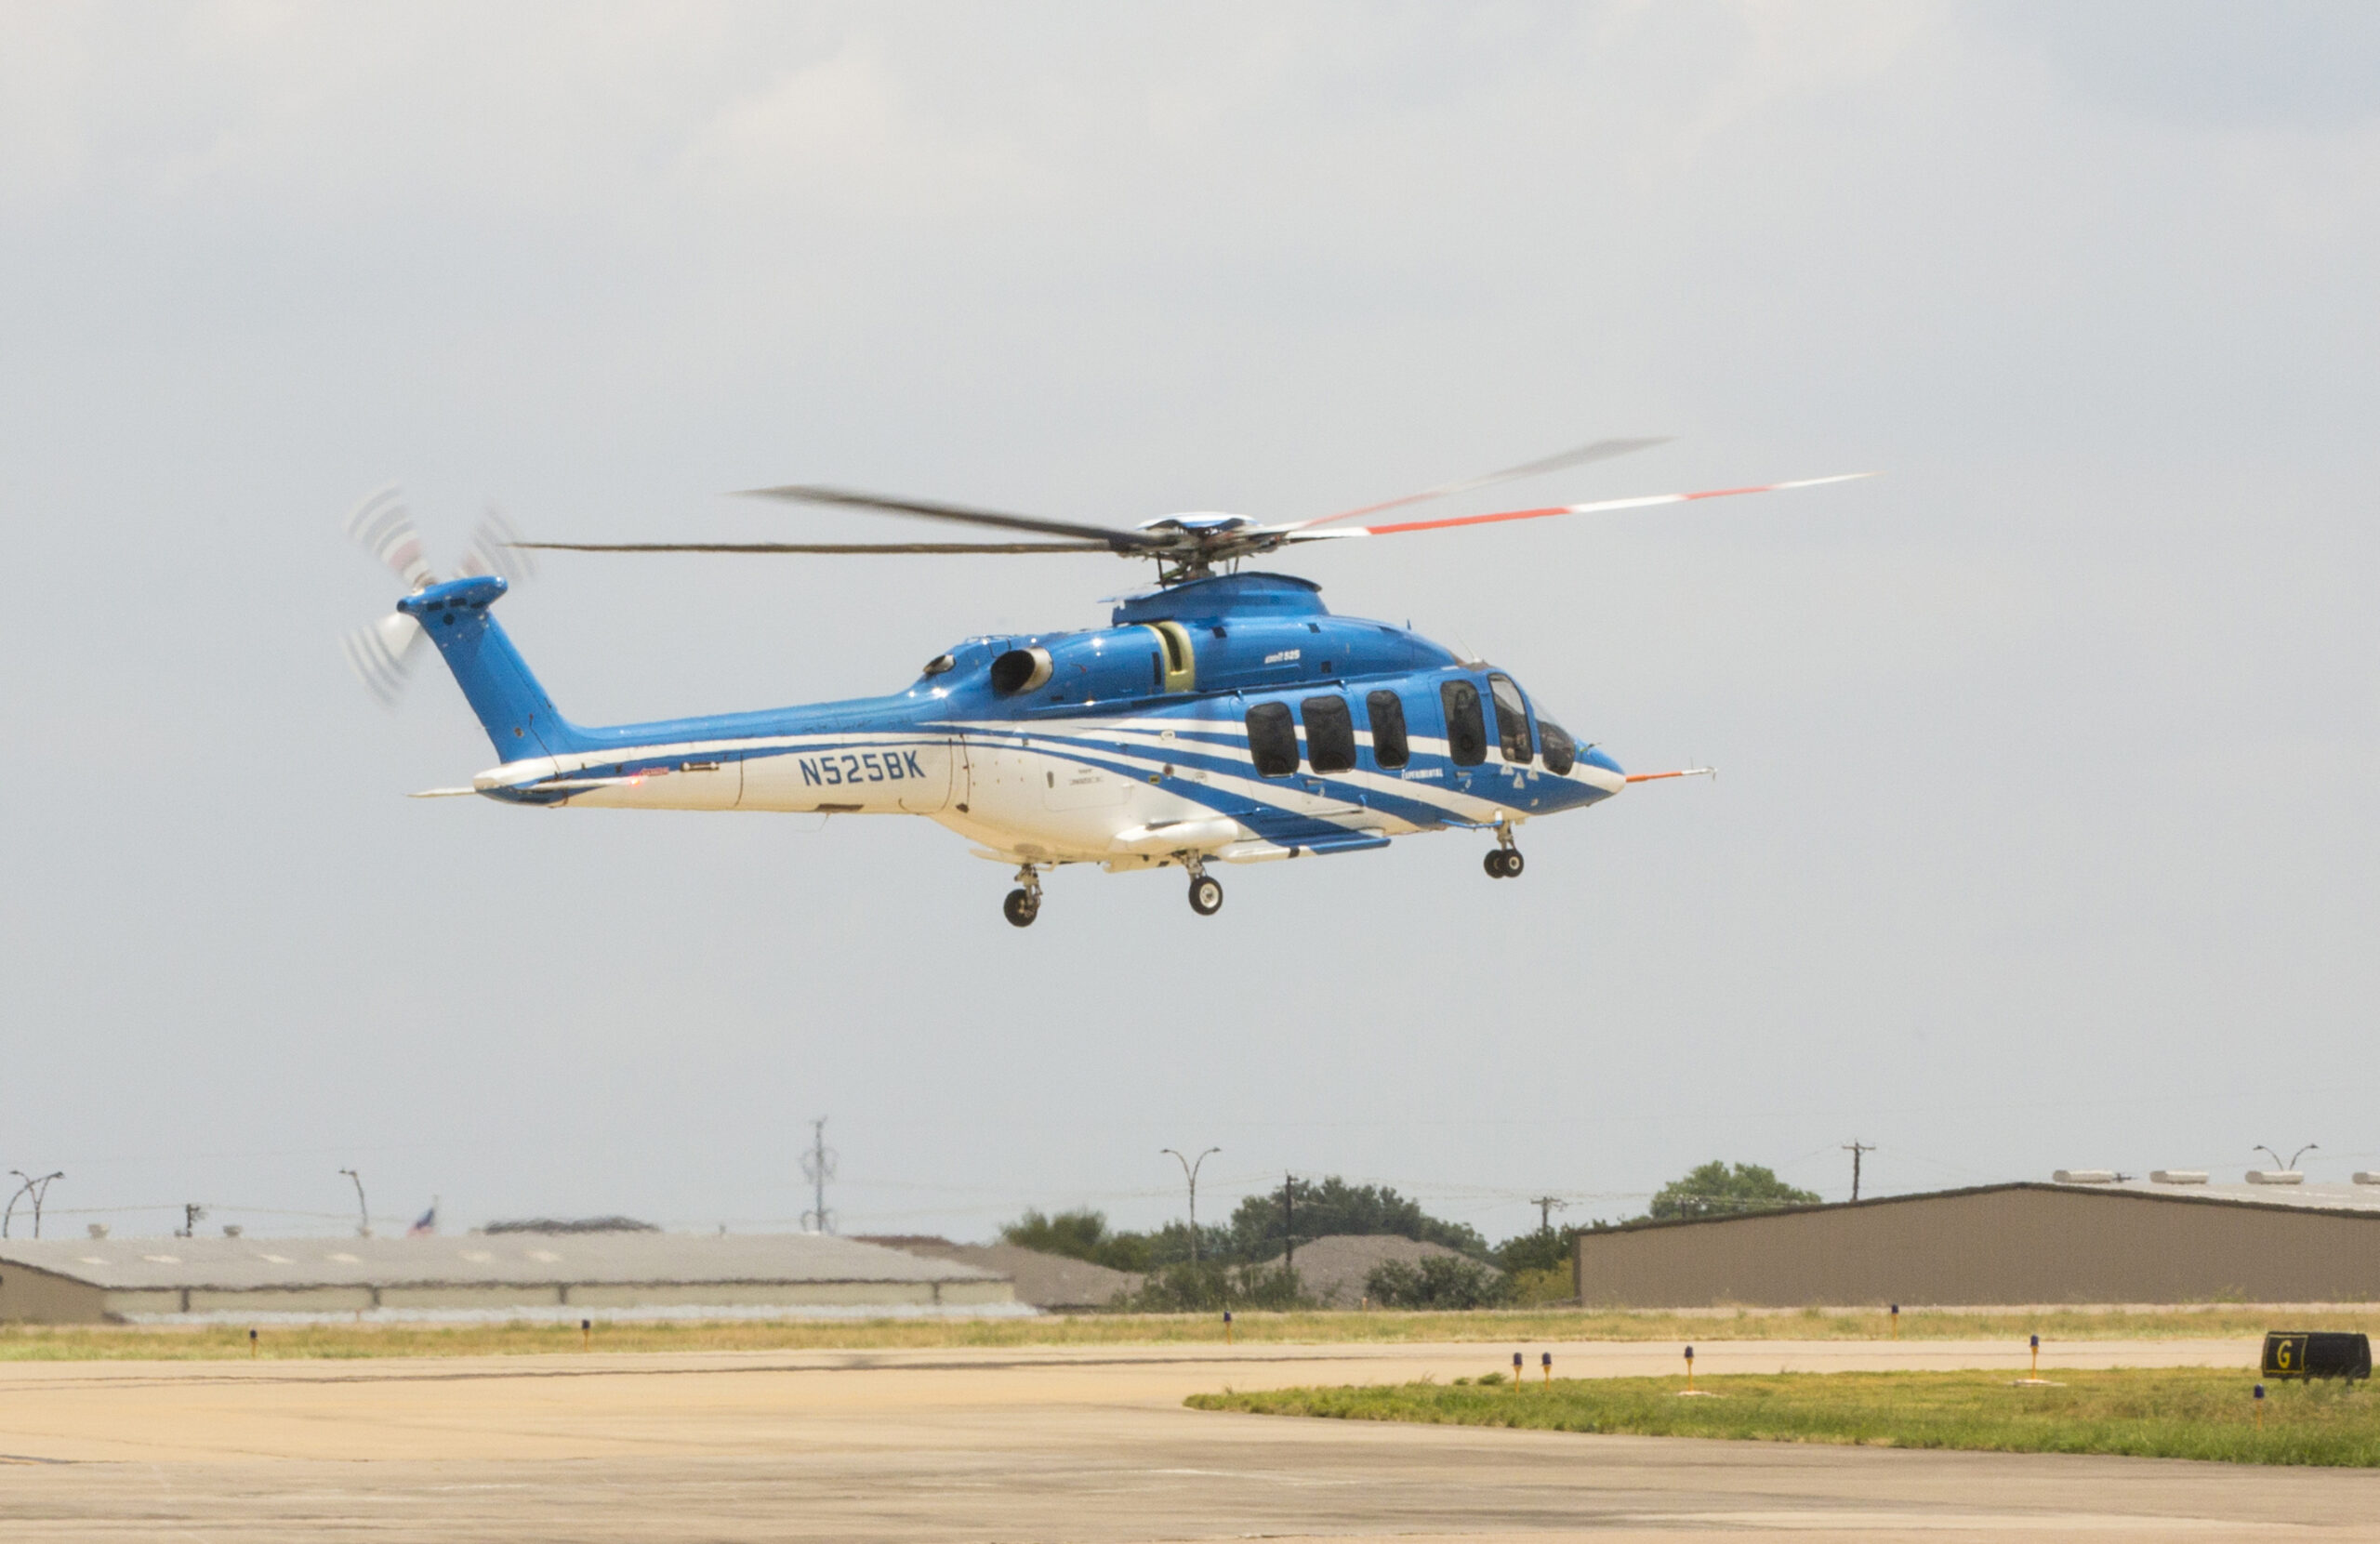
[2,2,2376,1245]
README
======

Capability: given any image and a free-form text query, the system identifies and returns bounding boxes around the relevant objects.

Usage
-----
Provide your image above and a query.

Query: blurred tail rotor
[340,485,530,707]
[456,506,536,585]
[346,485,434,591]
[341,609,425,706]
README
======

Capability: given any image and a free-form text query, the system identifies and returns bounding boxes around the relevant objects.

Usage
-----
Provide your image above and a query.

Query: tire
[1002,889,1039,928]
[1188,876,1224,916]
[1503,850,1525,878]
[1484,850,1508,878]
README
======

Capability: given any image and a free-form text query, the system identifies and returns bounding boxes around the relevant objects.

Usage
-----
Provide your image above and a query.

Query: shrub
[1364,1255,1512,1310]
[1117,1260,1314,1313]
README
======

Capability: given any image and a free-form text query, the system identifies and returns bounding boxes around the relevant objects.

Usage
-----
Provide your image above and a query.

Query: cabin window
[1246,702,1299,777]
[1488,673,1533,764]
[1302,695,1355,773]
[1440,680,1488,766]
[1367,691,1409,769]
[1539,719,1578,775]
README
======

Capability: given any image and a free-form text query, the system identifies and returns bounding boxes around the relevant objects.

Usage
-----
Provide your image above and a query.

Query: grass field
[0,1305,2370,1362]
[1188,1367,2380,1466]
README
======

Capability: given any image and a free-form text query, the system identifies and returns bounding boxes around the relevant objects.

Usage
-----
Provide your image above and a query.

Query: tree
[1646,1161,1819,1221]
[1224,1176,1488,1261]
[1001,1207,1112,1261]
[998,1208,1223,1273]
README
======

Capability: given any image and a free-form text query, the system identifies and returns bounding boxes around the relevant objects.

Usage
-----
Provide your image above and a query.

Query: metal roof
[1606,1180,2380,1234]
[0,1233,1004,1291]
[2063,1179,2380,1213]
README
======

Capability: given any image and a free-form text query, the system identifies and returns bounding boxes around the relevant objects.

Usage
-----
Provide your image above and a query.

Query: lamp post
[1161,1147,1220,1263]
[5,1171,60,1238]
[339,1168,370,1237]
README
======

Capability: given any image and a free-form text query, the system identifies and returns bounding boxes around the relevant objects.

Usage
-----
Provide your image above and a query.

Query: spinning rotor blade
[345,485,435,590]
[457,506,537,584]
[1299,436,1673,530]
[1289,471,1875,542]
[341,609,425,706]
[740,484,1166,550]
[513,539,1116,555]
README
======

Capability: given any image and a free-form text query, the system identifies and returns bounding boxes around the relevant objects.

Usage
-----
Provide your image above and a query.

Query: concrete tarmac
[0,1337,2370,1541]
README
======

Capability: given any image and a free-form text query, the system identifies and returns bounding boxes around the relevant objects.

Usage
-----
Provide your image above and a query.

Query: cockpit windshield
[1538,719,1577,775]
[1487,673,1533,764]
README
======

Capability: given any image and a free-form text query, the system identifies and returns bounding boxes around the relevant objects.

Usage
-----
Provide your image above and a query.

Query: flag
[408,1201,437,1236]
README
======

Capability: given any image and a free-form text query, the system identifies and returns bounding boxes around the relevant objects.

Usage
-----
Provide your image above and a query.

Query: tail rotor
[340,486,529,707]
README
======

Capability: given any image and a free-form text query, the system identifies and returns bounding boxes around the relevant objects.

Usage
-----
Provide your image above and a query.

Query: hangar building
[0,1232,1016,1324]
[1574,1179,2380,1307]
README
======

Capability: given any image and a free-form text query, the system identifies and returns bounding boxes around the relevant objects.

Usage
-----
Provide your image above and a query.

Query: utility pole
[1161,1147,1220,1263]
[1843,1142,1876,1203]
[1530,1194,1567,1234]
[1281,1173,1296,1273]
[339,1168,370,1237]
[178,1203,207,1239]
[801,1117,837,1234]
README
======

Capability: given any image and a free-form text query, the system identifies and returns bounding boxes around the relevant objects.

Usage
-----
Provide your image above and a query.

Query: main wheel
[1188,875,1224,916]
[1002,888,1039,928]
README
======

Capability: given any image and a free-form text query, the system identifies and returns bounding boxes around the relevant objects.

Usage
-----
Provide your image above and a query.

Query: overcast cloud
[2,3,2374,1243]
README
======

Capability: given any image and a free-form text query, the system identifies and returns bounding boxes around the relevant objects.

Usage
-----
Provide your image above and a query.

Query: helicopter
[345,441,1869,926]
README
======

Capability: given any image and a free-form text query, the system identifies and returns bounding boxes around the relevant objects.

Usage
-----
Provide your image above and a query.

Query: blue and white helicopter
[344,442,1867,926]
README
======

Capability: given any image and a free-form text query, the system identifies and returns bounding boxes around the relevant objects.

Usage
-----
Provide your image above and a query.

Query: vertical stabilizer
[396,577,585,759]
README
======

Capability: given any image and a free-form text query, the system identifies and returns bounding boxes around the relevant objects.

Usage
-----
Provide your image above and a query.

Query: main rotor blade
[1287,472,1875,542]
[511,540,1117,554]
[739,484,1165,550]
[1298,436,1673,530]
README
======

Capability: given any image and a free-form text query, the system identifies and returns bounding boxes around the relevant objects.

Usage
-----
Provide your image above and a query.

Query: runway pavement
[0,1336,2370,1541]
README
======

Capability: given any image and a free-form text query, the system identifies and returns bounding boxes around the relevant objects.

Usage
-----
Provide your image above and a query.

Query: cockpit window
[1440,680,1487,766]
[1488,673,1533,764]
[922,653,956,676]
[1540,719,1577,775]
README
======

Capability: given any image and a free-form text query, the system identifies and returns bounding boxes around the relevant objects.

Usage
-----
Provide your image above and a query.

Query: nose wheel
[1484,840,1525,879]
[1003,864,1044,928]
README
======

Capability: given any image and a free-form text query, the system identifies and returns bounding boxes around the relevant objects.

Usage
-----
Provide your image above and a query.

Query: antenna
[1842,1142,1876,1202]
[801,1117,838,1234]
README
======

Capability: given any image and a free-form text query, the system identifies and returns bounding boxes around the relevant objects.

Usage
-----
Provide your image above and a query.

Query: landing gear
[1183,856,1224,917]
[1485,827,1525,879]
[1003,864,1044,928]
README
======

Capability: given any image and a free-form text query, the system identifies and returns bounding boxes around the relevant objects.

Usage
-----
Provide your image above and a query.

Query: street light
[1161,1147,1221,1264]
[339,1168,371,1237]
[4,1171,60,1238]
